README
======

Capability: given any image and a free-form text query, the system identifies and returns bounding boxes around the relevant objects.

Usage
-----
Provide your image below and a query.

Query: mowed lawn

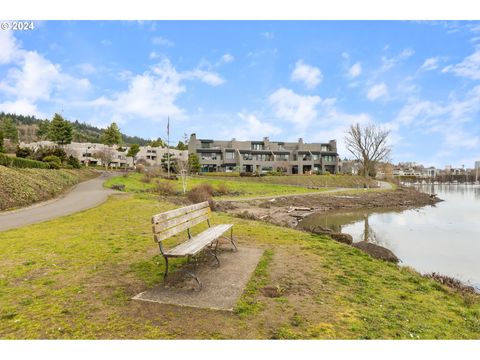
[104,173,330,199]
[0,194,478,339]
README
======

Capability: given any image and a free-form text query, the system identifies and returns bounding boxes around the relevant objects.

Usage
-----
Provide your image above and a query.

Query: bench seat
[165,224,233,257]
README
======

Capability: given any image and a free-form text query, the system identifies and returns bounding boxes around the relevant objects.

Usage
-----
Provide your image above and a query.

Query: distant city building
[188,134,339,174]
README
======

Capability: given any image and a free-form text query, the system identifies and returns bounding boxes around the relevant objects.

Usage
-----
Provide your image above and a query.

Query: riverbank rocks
[352,241,399,263]
[300,224,353,245]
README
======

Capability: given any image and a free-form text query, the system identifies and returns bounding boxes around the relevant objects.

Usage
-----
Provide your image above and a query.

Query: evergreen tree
[161,152,178,173]
[48,113,73,145]
[148,137,166,147]
[127,143,140,158]
[0,116,19,143]
[36,120,51,139]
[188,153,201,174]
[176,141,187,150]
[101,122,122,145]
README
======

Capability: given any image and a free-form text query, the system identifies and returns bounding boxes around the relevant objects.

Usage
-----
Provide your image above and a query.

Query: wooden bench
[151,201,237,289]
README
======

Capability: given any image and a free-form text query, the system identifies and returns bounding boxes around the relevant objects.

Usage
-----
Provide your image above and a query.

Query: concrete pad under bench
[133,247,263,311]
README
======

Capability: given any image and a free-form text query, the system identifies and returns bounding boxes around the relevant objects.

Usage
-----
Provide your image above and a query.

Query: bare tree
[176,158,190,194]
[93,148,114,170]
[345,123,391,179]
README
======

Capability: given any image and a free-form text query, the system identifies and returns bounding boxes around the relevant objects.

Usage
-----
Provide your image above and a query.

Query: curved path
[0,172,118,232]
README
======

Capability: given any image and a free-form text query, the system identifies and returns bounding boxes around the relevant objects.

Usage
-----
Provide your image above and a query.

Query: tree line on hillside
[0,113,188,154]
[0,112,150,145]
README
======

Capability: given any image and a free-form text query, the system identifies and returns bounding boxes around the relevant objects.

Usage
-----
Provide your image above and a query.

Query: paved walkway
[0,172,118,232]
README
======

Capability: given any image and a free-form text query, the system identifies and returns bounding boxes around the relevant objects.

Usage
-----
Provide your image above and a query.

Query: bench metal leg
[163,256,169,279]
[163,255,202,290]
[221,228,237,252]
[207,240,220,266]
[230,227,238,252]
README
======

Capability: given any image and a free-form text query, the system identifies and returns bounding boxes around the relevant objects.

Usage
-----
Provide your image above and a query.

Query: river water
[301,184,480,290]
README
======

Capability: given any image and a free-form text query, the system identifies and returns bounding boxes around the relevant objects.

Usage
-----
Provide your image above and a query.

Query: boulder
[352,241,399,263]
[329,233,353,245]
[301,224,353,245]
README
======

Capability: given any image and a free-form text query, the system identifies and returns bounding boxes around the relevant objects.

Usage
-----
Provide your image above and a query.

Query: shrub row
[0,153,50,169]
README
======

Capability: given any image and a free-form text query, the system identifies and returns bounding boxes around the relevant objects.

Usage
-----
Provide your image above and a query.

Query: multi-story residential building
[187,134,339,174]
[20,141,188,168]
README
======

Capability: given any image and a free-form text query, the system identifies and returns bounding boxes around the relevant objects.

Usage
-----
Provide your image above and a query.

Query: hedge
[0,153,50,169]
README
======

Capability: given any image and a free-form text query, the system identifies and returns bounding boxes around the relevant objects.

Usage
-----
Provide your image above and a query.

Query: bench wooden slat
[154,213,210,242]
[151,201,209,224]
[153,207,210,233]
[165,224,233,256]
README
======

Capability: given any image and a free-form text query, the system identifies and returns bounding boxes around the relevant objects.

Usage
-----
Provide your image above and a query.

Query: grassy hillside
[0,166,98,211]
[0,194,478,339]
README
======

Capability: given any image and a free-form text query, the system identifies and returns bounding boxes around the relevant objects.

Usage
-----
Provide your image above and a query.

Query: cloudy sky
[1,20,480,167]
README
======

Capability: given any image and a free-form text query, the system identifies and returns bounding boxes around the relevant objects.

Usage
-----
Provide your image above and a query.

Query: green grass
[104,172,331,199]
[199,173,380,188]
[0,194,478,339]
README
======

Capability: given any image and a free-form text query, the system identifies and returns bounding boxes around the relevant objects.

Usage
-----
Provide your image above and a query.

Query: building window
[251,143,264,150]
[276,154,289,161]
[323,155,336,162]
[225,151,235,160]
[201,142,211,149]
[253,153,274,161]
[312,153,320,160]
[243,153,253,160]
[200,152,219,160]
[321,145,329,151]
[301,154,312,161]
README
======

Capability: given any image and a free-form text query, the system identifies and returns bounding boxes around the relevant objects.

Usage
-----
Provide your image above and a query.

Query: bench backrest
[151,201,211,243]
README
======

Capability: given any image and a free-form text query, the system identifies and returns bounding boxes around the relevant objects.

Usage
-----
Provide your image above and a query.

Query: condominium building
[188,134,339,174]
[20,141,187,168]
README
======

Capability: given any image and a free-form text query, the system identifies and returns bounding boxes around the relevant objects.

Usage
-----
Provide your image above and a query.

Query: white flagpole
[167,117,170,178]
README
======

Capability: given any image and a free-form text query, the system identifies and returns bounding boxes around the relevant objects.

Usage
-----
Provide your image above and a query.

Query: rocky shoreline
[217,186,442,229]
[216,186,442,265]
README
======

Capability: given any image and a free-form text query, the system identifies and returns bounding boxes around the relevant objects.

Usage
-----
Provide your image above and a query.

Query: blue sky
[1,20,480,167]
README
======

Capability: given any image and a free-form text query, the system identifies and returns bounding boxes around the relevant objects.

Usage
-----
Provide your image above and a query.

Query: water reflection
[301,185,480,290]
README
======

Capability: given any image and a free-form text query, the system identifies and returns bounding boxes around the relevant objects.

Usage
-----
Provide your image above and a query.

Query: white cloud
[348,63,362,78]
[420,57,440,71]
[86,58,224,122]
[442,49,480,80]
[0,99,44,118]
[76,62,97,75]
[185,69,224,86]
[290,60,323,89]
[269,88,322,128]
[230,113,282,140]
[152,36,174,47]
[218,53,234,65]
[261,32,275,40]
[0,30,20,65]
[367,83,388,101]
[0,35,91,116]
[381,48,415,72]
